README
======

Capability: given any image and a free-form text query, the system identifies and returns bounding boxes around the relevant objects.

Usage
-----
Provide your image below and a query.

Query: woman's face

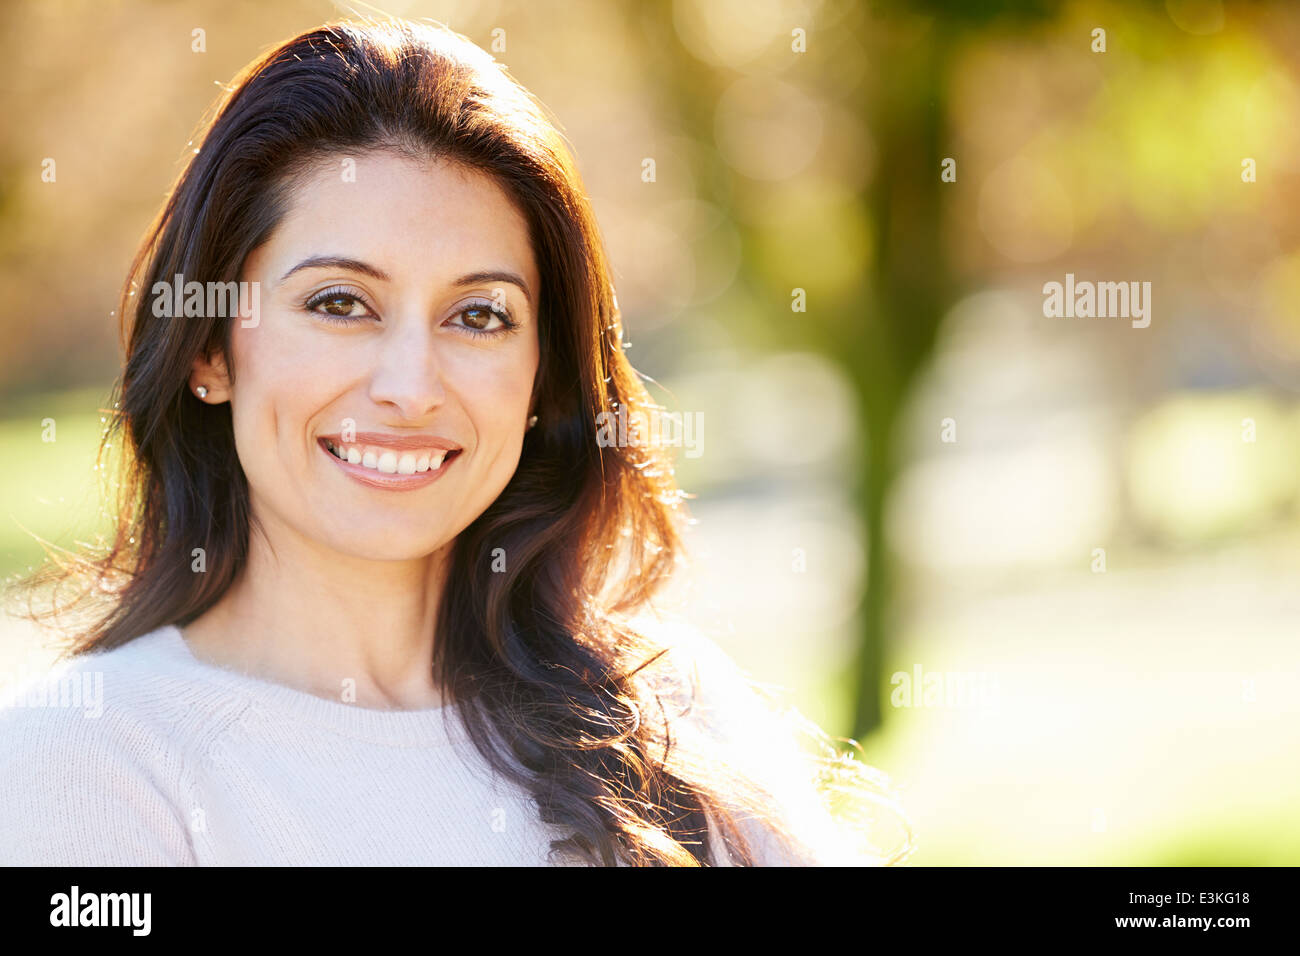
[200,151,541,562]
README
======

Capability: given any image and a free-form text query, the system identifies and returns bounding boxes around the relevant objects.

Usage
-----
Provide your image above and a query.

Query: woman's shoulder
[629,612,894,866]
[0,624,247,784]
[629,612,795,747]
[626,613,840,865]
[0,625,212,865]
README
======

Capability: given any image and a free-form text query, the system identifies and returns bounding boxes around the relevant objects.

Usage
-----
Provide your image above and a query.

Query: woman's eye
[305,288,373,321]
[319,295,358,316]
[451,303,514,334]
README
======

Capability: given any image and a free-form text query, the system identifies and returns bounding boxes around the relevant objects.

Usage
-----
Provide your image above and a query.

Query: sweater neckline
[156,624,463,747]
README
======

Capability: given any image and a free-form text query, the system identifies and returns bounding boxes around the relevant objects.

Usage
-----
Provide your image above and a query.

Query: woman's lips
[317,437,460,491]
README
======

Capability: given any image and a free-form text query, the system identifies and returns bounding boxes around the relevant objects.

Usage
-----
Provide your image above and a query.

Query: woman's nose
[366,315,447,419]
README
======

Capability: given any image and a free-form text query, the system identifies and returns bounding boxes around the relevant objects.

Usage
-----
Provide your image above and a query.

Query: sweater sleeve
[0,702,198,866]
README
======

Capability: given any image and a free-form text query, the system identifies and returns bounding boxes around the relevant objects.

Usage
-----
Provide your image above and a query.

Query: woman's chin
[312,528,450,563]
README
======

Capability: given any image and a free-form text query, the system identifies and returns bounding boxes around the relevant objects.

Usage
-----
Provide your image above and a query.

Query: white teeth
[326,440,454,475]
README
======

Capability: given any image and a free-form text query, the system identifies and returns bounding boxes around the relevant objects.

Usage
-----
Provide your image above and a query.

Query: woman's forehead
[264,151,540,297]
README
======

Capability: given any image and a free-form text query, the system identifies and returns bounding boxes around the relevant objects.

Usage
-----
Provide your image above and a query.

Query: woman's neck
[179,517,451,710]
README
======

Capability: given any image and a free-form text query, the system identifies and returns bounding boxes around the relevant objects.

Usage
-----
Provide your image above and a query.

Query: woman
[1,17,908,866]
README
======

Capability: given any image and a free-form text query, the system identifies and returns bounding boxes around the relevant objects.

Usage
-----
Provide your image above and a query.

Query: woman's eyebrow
[453,270,533,306]
[278,258,532,305]
[279,255,390,284]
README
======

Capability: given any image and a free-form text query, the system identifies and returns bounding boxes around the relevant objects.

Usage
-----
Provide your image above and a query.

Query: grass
[0,386,119,585]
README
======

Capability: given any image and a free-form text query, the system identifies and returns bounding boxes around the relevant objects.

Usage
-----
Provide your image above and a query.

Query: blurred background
[2,0,1299,864]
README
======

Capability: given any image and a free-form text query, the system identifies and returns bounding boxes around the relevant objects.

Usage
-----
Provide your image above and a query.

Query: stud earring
[195,385,208,399]
[527,415,538,430]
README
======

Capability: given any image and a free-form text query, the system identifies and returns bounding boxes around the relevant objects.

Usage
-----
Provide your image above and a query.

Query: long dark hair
[10,17,910,866]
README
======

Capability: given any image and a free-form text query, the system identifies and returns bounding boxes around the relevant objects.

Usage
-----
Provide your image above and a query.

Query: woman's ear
[189,349,232,403]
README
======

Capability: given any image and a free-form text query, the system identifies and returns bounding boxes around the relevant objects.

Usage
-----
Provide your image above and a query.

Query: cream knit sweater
[0,624,824,866]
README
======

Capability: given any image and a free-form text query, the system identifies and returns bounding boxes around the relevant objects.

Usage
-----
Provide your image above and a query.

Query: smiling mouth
[322,438,461,474]
[318,437,462,489]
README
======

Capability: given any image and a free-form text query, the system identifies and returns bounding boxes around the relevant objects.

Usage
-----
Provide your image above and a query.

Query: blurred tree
[638,0,1058,739]
[848,9,954,740]
[847,0,1057,738]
